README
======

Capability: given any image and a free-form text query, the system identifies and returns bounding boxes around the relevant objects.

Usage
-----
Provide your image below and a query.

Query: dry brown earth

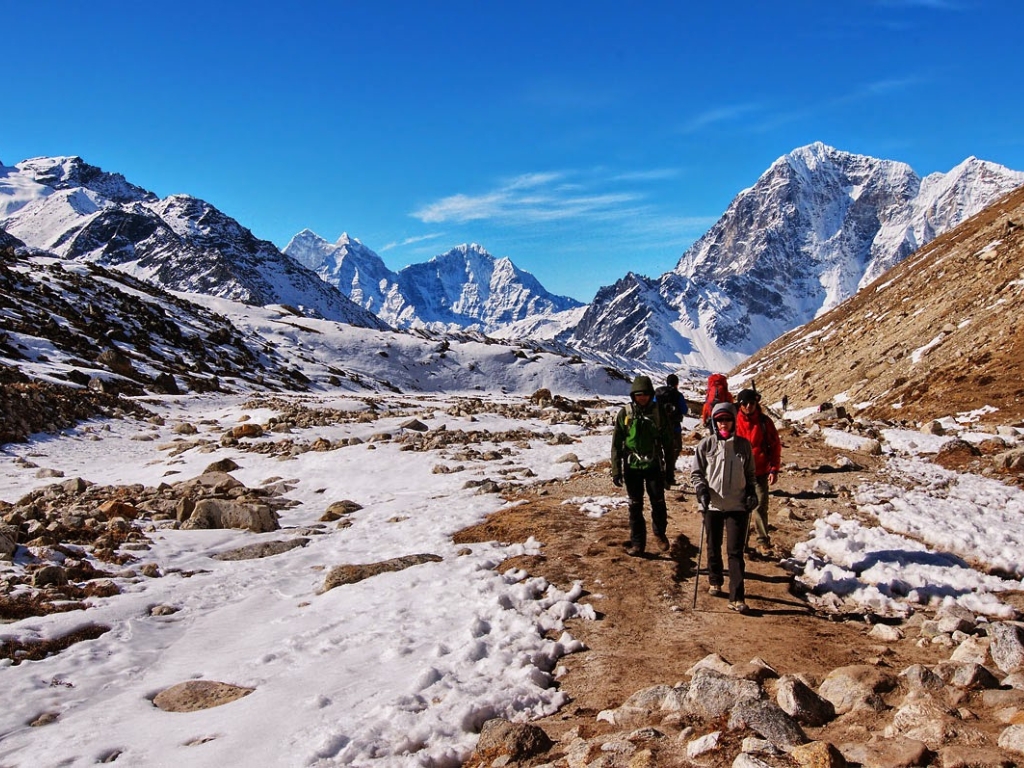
[456,418,1024,766]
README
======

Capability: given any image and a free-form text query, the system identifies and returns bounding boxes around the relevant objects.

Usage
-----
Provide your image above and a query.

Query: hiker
[734,388,783,558]
[690,402,757,613]
[654,373,688,469]
[611,375,675,557]
[781,394,789,413]
[700,373,734,431]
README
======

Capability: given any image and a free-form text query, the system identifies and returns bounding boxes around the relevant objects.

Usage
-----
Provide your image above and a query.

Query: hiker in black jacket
[655,373,688,470]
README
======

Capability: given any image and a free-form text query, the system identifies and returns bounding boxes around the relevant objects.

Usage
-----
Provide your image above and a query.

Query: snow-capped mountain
[0,238,630,401]
[570,143,1024,370]
[0,157,389,330]
[283,232,582,333]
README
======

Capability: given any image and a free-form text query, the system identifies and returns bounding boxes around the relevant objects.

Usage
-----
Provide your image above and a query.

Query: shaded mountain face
[282,234,582,333]
[570,143,1024,370]
[733,184,1024,426]
[0,157,388,330]
[0,245,311,397]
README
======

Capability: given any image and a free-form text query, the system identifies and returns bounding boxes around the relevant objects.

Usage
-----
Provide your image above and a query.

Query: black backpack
[654,386,686,424]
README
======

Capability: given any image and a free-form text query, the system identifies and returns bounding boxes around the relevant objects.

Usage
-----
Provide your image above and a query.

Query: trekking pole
[692,504,707,609]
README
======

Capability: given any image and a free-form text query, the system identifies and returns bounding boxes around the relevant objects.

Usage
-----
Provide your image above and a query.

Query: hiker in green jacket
[611,375,675,557]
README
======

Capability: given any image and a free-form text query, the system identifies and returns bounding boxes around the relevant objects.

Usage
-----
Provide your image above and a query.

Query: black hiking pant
[625,467,667,552]
[704,508,749,602]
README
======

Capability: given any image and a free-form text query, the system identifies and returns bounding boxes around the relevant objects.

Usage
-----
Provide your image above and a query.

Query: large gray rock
[837,737,933,768]
[776,675,836,726]
[818,665,896,714]
[0,524,16,558]
[989,622,1024,674]
[212,538,309,561]
[323,554,443,591]
[181,498,279,532]
[684,668,763,719]
[727,699,807,749]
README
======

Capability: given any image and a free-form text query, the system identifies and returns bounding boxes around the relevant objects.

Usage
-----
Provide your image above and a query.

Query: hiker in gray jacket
[690,402,758,613]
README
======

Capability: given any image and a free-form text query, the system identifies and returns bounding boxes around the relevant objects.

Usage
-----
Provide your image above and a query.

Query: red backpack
[700,373,733,424]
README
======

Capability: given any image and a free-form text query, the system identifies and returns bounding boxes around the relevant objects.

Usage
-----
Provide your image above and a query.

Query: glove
[744,492,758,512]
[664,472,675,488]
[697,488,710,510]
[612,474,623,487]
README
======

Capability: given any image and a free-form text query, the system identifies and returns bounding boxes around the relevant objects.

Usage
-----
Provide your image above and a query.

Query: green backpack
[624,408,661,469]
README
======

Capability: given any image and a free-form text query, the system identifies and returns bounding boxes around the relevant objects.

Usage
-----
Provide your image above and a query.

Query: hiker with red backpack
[611,375,675,557]
[700,373,734,431]
[734,388,783,558]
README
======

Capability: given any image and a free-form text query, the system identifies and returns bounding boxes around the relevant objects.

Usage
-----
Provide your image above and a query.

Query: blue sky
[4,1,1022,301]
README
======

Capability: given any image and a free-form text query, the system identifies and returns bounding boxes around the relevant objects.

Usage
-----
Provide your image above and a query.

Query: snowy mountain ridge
[568,142,1024,370]
[283,231,582,334]
[0,157,388,330]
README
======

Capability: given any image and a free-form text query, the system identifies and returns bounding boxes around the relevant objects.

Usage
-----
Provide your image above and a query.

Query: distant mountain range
[283,232,581,334]
[2,144,1021,374]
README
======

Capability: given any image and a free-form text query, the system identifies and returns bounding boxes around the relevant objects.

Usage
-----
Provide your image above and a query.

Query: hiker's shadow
[670,534,700,584]
[669,537,817,617]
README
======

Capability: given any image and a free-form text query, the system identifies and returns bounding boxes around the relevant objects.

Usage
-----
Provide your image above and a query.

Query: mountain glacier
[568,142,1024,370]
[283,232,582,333]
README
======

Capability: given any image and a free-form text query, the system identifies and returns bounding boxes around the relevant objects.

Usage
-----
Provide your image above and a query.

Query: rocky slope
[733,183,1024,427]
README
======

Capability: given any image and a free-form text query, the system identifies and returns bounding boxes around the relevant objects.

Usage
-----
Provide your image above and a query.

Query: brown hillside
[732,184,1024,426]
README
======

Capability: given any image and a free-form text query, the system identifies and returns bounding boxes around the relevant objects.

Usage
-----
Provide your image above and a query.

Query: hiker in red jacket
[734,389,782,558]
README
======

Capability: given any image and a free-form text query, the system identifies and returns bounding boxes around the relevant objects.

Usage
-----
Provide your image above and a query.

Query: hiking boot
[655,534,670,552]
[625,544,644,557]
[728,601,749,614]
[756,543,773,558]
[707,585,724,597]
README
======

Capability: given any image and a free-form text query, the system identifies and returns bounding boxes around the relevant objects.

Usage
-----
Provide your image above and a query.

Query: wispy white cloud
[611,168,681,182]
[379,232,445,252]
[678,103,762,134]
[411,171,646,226]
[750,75,923,132]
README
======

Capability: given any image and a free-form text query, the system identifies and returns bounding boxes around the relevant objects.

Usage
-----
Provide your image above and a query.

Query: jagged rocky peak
[16,156,157,205]
[572,142,1024,369]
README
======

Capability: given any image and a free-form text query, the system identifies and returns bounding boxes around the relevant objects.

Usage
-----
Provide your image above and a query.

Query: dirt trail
[455,422,968,752]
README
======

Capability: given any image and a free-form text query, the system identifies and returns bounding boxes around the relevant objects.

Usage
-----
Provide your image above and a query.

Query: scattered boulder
[989,623,1024,674]
[818,665,896,714]
[465,718,553,766]
[152,680,254,712]
[181,498,279,532]
[212,538,309,561]
[323,554,443,591]
[776,674,836,726]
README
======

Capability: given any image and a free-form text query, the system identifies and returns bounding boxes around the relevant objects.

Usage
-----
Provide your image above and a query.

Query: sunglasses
[714,416,734,423]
